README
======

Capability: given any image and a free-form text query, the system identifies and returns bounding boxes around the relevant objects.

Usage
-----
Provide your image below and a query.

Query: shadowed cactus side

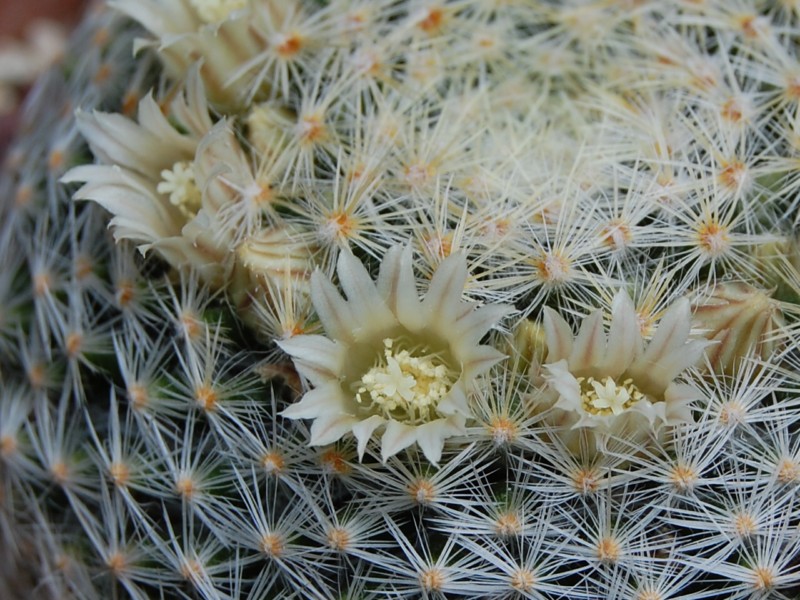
[2,2,800,599]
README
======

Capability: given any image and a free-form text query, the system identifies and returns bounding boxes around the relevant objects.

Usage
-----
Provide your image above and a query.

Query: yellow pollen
[422,232,453,259]
[321,211,357,244]
[157,161,202,218]
[121,91,139,116]
[738,14,764,38]
[253,182,273,206]
[14,184,33,208]
[355,339,455,424]
[93,63,113,85]
[578,376,643,416]
[48,149,65,172]
[92,28,110,47]
[786,74,800,101]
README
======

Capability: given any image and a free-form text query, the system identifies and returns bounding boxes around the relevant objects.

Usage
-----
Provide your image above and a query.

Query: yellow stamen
[355,338,455,424]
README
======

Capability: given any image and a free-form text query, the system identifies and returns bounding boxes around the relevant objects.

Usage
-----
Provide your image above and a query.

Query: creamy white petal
[281,382,348,420]
[337,250,396,339]
[604,291,642,377]
[664,382,701,424]
[169,64,215,136]
[377,246,424,331]
[421,252,468,326]
[436,383,470,417]
[277,335,345,387]
[309,414,359,446]
[568,310,606,374]
[137,93,200,154]
[460,344,507,378]
[639,339,708,393]
[352,415,385,461]
[543,307,573,363]
[452,303,511,348]
[64,165,184,241]
[310,270,357,343]
[76,107,193,178]
[110,0,200,37]
[630,399,664,427]
[153,236,226,284]
[545,360,583,412]
[381,420,418,462]
[415,418,464,466]
[193,120,246,215]
[637,298,692,368]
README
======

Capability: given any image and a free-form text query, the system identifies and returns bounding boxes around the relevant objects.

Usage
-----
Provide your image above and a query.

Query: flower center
[189,0,246,23]
[355,338,456,424]
[578,376,643,416]
[157,161,202,218]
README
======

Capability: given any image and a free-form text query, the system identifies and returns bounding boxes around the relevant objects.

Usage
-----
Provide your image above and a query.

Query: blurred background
[0,0,89,159]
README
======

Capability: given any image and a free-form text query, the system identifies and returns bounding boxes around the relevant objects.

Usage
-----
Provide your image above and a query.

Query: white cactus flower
[279,246,510,465]
[541,291,707,447]
[62,71,235,285]
[110,0,264,108]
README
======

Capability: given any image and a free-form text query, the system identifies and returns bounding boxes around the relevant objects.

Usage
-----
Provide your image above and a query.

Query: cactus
[2,1,800,598]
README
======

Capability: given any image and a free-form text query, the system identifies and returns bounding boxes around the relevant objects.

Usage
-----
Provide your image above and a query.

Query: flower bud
[691,282,783,375]
[237,227,314,292]
[507,319,548,379]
